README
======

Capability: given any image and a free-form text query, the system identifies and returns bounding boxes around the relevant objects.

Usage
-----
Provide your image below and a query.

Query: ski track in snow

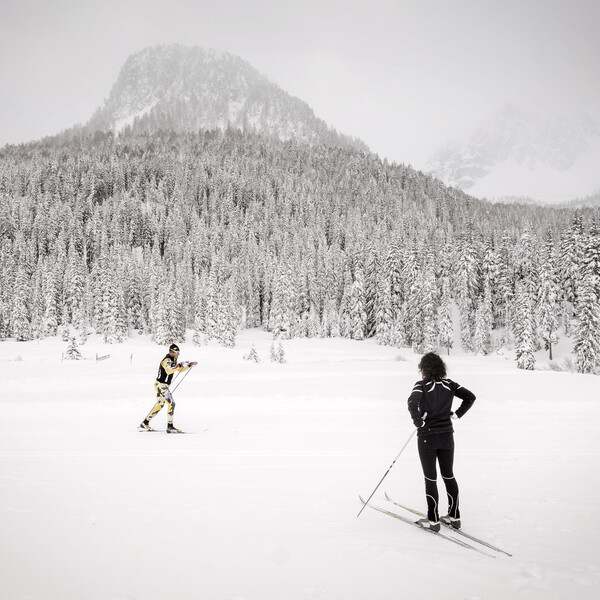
[1,329,599,600]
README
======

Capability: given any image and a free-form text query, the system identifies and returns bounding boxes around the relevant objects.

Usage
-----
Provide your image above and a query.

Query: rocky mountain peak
[426,104,600,203]
[86,44,367,152]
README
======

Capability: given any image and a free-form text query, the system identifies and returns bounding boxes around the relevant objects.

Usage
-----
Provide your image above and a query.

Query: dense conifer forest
[1,129,599,372]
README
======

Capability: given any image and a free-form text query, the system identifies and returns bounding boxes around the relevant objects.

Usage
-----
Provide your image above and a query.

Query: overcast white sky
[1,0,599,168]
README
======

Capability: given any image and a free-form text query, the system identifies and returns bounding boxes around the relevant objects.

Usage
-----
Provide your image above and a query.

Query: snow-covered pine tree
[438,277,453,355]
[583,219,600,299]
[321,294,340,338]
[405,257,437,354]
[291,263,310,338]
[242,255,262,328]
[401,248,420,347]
[348,265,367,340]
[558,212,585,336]
[454,230,480,351]
[306,303,322,337]
[364,244,381,338]
[12,265,32,341]
[375,275,394,346]
[29,265,44,340]
[116,282,128,342]
[514,283,536,370]
[205,263,221,341]
[406,276,423,352]
[573,237,600,374]
[573,274,600,374]
[192,327,207,346]
[89,262,102,334]
[192,273,208,339]
[481,242,500,328]
[42,262,60,337]
[125,261,147,332]
[420,262,438,353]
[0,248,11,339]
[270,341,286,363]
[152,287,172,345]
[385,242,404,329]
[0,298,5,341]
[276,341,286,363]
[268,262,293,339]
[472,282,493,355]
[389,311,406,348]
[260,260,274,330]
[537,229,559,360]
[243,344,260,363]
[515,229,539,297]
[80,326,91,345]
[102,268,127,344]
[167,282,186,343]
[65,335,82,360]
[95,233,112,340]
[495,233,515,331]
[63,242,86,331]
[338,269,353,339]
[215,279,238,348]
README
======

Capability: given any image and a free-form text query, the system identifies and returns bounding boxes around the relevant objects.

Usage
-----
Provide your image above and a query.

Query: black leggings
[417,433,460,522]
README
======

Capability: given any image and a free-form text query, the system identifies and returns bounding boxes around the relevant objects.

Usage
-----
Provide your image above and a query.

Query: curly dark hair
[418,352,447,380]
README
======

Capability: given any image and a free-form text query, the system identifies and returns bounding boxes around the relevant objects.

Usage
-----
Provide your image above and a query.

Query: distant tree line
[0,128,599,373]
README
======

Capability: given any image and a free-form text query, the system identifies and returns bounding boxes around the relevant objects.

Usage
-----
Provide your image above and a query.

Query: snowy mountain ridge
[86,44,367,152]
[426,105,600,204]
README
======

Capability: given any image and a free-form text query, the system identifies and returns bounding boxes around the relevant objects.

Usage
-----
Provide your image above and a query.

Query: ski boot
[167,424,183,434]
[416,518,441,533]
[138,420,155,432]
[441,515,461,530]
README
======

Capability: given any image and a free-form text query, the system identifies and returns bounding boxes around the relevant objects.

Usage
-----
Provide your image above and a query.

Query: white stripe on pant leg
[425,494,438,519]
[446,491,459,516]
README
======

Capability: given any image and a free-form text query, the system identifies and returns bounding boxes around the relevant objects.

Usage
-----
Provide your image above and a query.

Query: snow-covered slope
[2,330,599,599]
[86,44,367,151]
[426,105,600,204]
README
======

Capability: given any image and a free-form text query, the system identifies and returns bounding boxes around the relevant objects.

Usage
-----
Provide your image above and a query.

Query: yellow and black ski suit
[144,354,191,425]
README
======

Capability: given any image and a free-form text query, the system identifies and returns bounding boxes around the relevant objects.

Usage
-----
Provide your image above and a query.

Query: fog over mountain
[23,43,600,207]
[85,44,367,153]
[426,105,600,204]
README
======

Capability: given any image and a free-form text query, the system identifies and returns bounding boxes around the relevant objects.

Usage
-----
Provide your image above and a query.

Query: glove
[450,411,459,420]
[188,361,197,367]
[177,363,183,369]
[418,411,428,428]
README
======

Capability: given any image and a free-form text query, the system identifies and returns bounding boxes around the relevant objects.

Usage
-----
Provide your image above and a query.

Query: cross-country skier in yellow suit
[139,343,193,433]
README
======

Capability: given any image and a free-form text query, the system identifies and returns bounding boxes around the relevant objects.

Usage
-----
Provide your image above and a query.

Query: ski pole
[171,363,195,394]
[357,415,425,518]
[170,369,183,388]
[169,361,190,389]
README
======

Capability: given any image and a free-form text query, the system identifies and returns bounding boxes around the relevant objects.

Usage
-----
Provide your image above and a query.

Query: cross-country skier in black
[407,352,476,532]
[139,343,194,433]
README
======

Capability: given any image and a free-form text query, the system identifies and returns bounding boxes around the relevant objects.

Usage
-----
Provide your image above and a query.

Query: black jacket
[407,378,475,437]
[156,354,179,385]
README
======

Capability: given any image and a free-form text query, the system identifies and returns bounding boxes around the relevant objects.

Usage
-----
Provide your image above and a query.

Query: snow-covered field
[1,330,599,600]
